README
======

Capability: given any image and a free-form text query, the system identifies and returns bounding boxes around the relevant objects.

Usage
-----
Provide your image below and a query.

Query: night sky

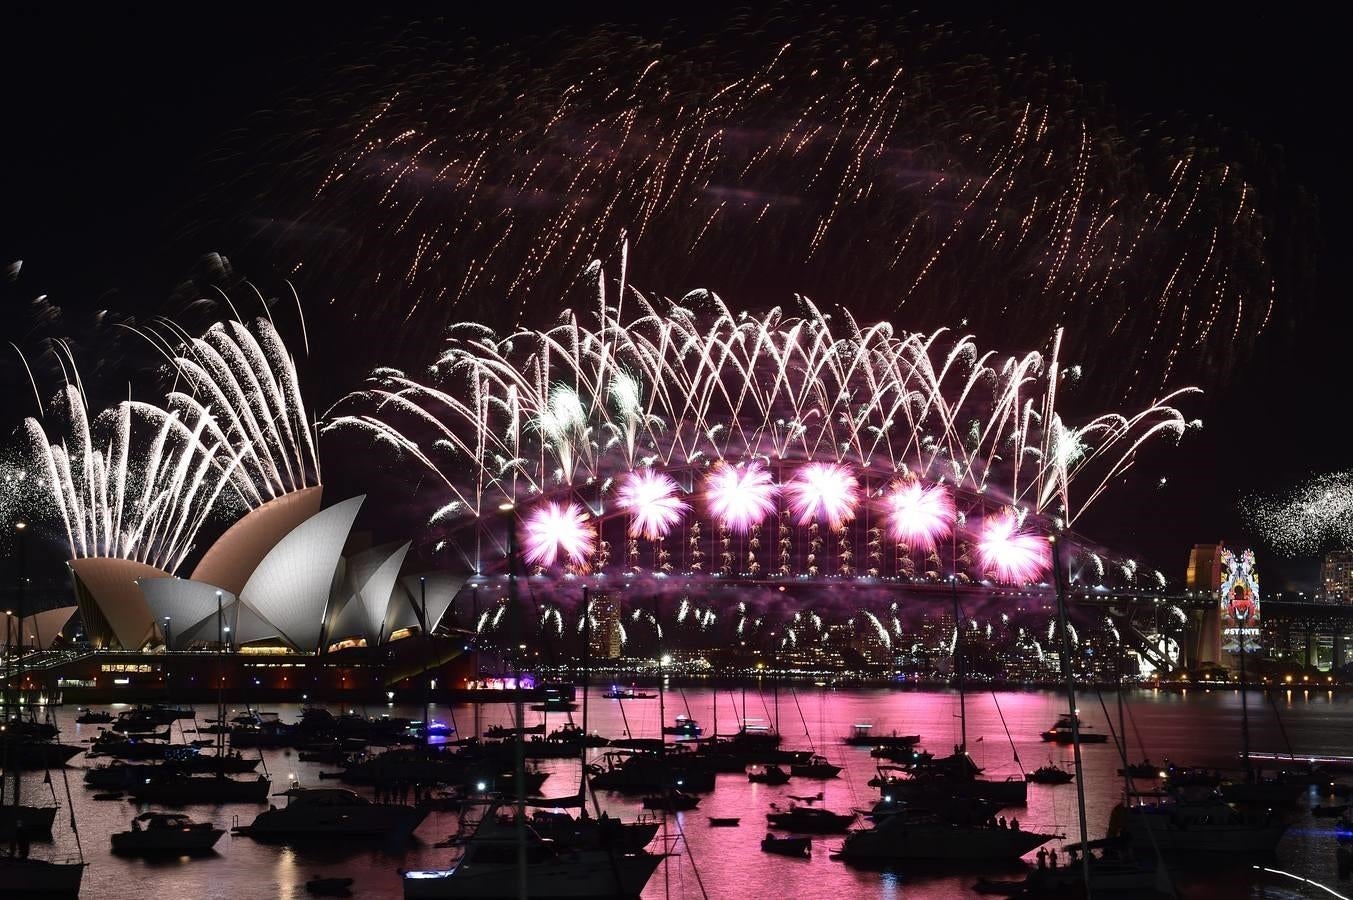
[1,5,1344,591]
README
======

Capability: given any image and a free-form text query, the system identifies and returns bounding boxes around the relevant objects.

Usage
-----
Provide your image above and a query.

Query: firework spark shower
[326,272,1198,583]
[224,13,1289,408]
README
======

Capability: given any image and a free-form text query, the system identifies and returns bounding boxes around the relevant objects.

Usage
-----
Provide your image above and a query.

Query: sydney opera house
[65,488,463,654]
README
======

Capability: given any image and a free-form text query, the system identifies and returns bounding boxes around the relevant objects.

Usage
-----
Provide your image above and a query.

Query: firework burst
[326,277,1196,583]
[704,461,779,534]
[615,468,688,540]
[883,481,955,552]
[520,500,596,569]
[784,462,860,530]
[1240,470,1353,557]
[975,509,1052,584]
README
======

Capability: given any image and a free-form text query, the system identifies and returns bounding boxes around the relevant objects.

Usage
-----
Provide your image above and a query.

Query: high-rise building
[1319,551,1353,605]
[589,593,623,659]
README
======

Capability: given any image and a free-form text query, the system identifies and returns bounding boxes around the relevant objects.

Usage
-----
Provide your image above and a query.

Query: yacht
[876,751,1027,806]
[747,764,791,785]
[498,808,659,852]
[842,723,921,747]
[1040,712,1109,744]
[402,808,664,898]
[127,771,272,805]
[243,787,427,840]
[662,715,702,738]
[602,686,656,700]
[1026,762,1075,784]
[766,804,855,833]
[111,812,224,855]
[789,754,843,779]
[835,806,1054,862]
[1110,789,1287,853]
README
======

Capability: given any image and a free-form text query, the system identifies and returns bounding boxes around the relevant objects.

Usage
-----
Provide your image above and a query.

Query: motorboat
[602,686,656,700]
[306,876,355,897]
[842,723,920,747]
[874,753,1028,806]
[747,764,791,785]
[789,754,843,779]
[586,747,715,793]
[761,833,811,857]
[402,806,664,899]
[74,709,113,725]
[1006,838,1175,897]
[662,715,702,738]
[1118,759,1161,779]
[127,772,272,805]
[834,806,1054,862]
[483,724,545,739]
[1040,712,1109,744]
[243,787,428,840]
[499,808,659,852]
[766,804,855,833]
[641,788,700,811]
[1111,789,1287,853]
[110,812,224,855]
[1026,763,1075,785]
[708,816,740,827]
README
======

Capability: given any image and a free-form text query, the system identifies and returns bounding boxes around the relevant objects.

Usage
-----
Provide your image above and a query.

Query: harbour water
[20,684,1353,899]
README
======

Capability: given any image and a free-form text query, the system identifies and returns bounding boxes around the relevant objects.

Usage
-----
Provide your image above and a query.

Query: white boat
[111,812,224,855]
[402,807,664,898]
[244,786,428,840]
[1111,789,1287,853]
[835,807,1054,862]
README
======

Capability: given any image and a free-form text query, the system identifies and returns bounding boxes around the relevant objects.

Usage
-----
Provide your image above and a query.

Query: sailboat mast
[1050,535,1090,885]
[1238,627,1252,776]
[216,590,225,761]
[580,587,597,816]
[656,596,664,761]
[504,508,527,899]
[950,576,966,753]
[9,520,28,856]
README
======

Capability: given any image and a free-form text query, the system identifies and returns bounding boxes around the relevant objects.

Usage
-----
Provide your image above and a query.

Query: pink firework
[975,510,1051,584]
[616,469,689,540]
[785,462,860,530]
[703,461,778,533]
[884,481,955,551]
[520,501,596,568]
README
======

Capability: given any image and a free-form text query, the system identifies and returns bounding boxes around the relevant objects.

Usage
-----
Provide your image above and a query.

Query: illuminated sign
[1219,546,1261,654]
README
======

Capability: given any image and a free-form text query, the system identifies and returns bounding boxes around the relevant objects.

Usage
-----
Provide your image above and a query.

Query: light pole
[420,575,429,753]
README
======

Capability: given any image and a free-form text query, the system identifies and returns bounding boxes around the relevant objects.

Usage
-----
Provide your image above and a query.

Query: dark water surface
[20,685,1353,899]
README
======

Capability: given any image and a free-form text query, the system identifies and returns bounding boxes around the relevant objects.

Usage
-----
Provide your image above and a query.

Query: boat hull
[403,852,662,899]
[839,821,1052,861]
[0,858,85,898]
[111,828,224,854]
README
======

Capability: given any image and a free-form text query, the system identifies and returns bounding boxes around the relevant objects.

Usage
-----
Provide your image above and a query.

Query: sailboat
[995,534,1176,898]
[883,579,1027,807]
[1,520,85,897]
[401,581,664,898]
[129,593,271,805]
